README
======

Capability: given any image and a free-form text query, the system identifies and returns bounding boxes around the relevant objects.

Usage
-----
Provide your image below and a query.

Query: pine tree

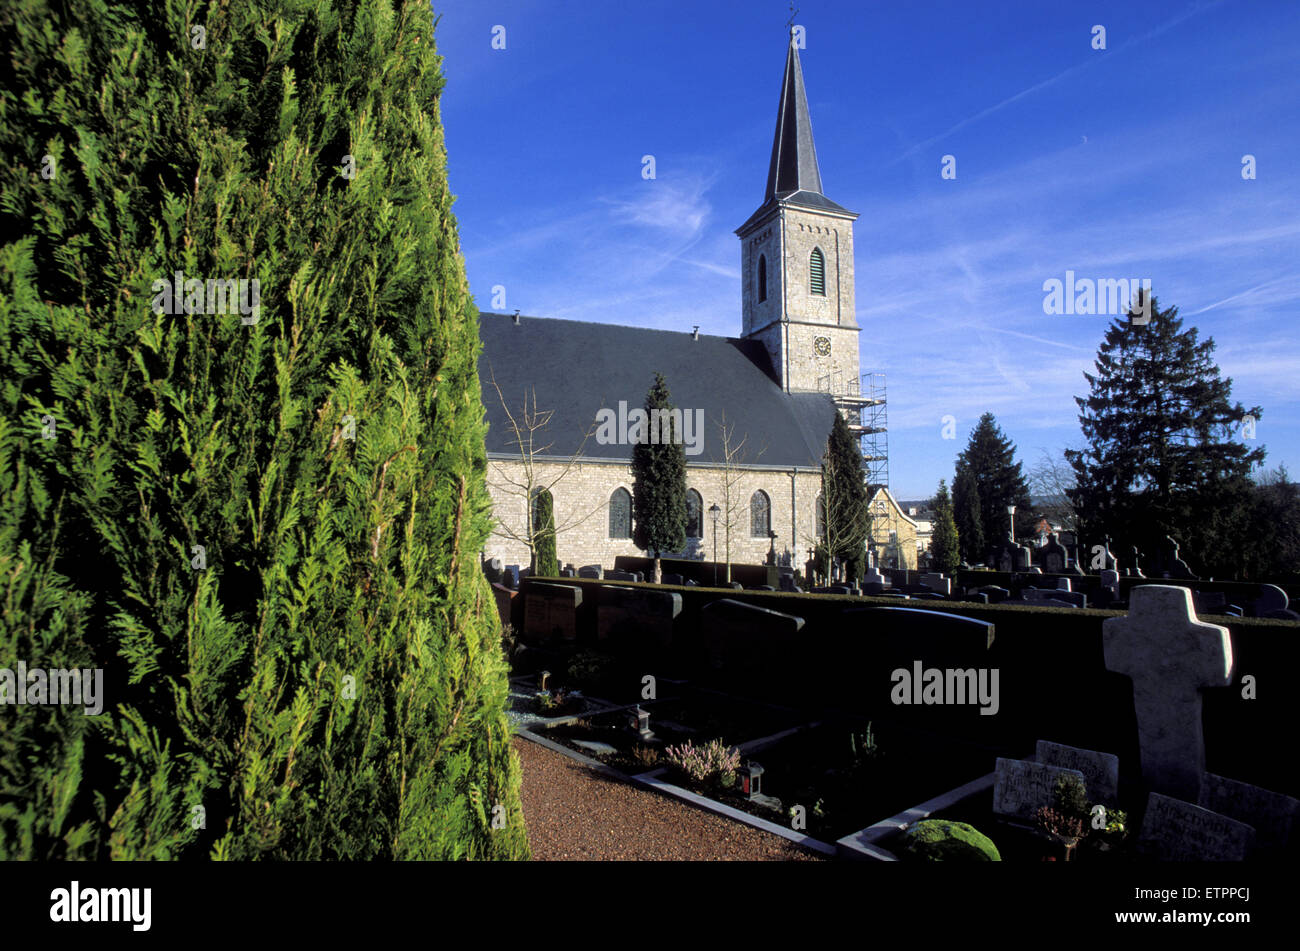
[1065,291,1264,578]
[532,489,559,577]
[821,411,871,581]
[955,413,1031,552]
[930,480,961,573]
[952,466,984,565]
[0,0,526,859]
[632,373,687,583]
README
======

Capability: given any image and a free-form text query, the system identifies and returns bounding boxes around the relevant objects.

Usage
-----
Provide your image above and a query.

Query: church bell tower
[736,30,860,394]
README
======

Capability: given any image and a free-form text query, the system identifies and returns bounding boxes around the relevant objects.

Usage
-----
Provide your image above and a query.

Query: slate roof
[478,312,838,468]
[736,35,857,235]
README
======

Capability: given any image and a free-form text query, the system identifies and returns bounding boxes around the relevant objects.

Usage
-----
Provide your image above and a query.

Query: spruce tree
[1065,291,1264,578]
[0,0,526,859]
[632,373,687,583]
[532,489,558,577]
[952,466,984,565]
[955,413,1031,550]
[821,411,871,581]
[929,480,961,573]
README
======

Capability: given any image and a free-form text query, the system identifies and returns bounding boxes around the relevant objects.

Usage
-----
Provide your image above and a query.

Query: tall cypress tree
[531,489,558,577]
[929,480,961,573]
[821,411,870,581]
[1065,291,1264,578]
[952,466,984,565]
[0,0,526,859]
[955,413,1031,550]
[632,373,687,583]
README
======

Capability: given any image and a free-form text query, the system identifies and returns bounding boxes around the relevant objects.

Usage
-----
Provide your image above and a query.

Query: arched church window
[686,489,703,539]
[609,487,632,539]
[809,247,826,296]
[750,490,771,537]
[757,254,767,303]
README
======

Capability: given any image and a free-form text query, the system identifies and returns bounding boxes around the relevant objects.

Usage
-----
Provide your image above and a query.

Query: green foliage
[532,488,558,576]
[899,819,1001,862]
[955,413,1031,554]
[632,373,687,577]
[821,411,871,581]
[1066,291,1266,579]
[952,466,984,565]
[0,0,526,859]
[929,480,961,573]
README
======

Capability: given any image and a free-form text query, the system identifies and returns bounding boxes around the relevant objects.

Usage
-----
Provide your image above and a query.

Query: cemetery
[498,553,1300,862]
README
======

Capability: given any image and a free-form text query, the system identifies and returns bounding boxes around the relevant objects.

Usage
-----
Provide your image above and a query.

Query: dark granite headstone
[524,583,583,644]
[1137,792,1255,861]
[700,599,804,671]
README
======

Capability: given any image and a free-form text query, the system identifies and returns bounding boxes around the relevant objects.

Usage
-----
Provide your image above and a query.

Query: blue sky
[431,0,1299,500]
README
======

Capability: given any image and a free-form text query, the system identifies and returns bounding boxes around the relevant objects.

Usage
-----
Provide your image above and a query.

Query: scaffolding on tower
[817,370,889,491]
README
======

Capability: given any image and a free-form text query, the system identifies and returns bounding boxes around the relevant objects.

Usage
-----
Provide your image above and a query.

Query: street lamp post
[709,503,721,587]
[1007,504,1016,541]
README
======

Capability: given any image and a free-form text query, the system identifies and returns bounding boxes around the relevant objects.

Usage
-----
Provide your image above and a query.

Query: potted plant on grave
[1034,775,1091,861]
[1081,807,1129,857]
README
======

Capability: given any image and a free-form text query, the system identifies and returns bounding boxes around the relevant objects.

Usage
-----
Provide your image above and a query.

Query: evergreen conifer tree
[632,373,687,583]
[1065,291,1264,578]
[0,0,526,859]
[955,413,1031,551]
[532,489,558,577]
[952,467,984,565]
[929,480,961,573]
[821,411,871,581]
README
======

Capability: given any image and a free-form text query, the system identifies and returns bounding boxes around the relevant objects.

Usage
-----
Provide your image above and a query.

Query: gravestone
[1198,772,1298,857]
[1036,740,1119,807]
[1253,583,1288,617]
[1053,578,1072,591]
[1192,591,1227,616]
[483,558,504,584]
[606,569,638,582]
[597,587,682,651]
[1089,538,1118,572]
[1041,533,1068,574]
[863,568,887,588]
[814,585,852,595]
[559,567,576,578]
[503,565,521,589]
[577,564,603,579]
[919,573,952,596]
[661,572,684,586]
[524,583,583,644]
[1127,546,1145,578]
[993,758,1086,824]
[976,585,1011,604]
[1099,569,1120,603]
[840,607,994,675]
[700,599,804,671]
[1022,588,1086,609]
[1137,792,1255,861]
[1103,585,1233,802]
[1150,535,1197,580]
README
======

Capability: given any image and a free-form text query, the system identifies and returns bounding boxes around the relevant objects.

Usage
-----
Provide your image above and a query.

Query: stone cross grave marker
[1103,585,1233,803]
[1036,740,1119,807]
[993,757,1086,824]
[1042,533,1068,574]
[1137,792,1255,861]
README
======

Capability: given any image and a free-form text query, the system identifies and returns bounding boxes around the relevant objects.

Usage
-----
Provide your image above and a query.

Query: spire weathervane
[785,1,800,35]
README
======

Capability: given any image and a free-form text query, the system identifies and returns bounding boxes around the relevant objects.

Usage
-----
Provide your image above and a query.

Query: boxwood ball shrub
[899,820,1001,862]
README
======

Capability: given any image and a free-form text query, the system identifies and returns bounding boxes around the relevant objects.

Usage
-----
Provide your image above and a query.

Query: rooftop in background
[478,312,838,468]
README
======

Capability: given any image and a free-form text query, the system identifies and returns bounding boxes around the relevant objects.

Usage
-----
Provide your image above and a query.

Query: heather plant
[664,739,742,788]
[0,0,526,859]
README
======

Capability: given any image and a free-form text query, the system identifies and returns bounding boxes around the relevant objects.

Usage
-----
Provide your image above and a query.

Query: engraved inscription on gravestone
[1036,740,1120,807]
[993,757,1086,824]
[1137,792,1256,861]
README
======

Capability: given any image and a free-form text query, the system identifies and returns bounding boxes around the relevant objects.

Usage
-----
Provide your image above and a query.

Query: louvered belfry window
[809,247,826,296]
[757,255,767,303]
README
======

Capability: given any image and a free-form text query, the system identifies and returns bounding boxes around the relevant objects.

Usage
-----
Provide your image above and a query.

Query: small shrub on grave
[1051,774,1091,824]
[664,739,742,791]
[1035,806,1085,843]
[898,820,1001,862]
[565,650,616,691]
[533,688,582,716]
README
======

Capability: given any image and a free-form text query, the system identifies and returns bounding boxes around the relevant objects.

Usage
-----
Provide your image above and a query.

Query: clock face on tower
[813,336,832,357]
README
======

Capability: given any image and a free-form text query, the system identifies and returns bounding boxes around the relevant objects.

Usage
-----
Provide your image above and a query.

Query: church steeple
[765,31,824,201]
[736,31,860,394]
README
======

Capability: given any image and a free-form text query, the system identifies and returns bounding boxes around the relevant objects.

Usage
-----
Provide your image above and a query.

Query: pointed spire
[764,30,823,200]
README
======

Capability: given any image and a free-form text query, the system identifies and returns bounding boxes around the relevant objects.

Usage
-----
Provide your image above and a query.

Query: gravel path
[513,736,825,861]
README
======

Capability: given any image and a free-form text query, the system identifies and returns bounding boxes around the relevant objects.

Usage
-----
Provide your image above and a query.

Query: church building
[478,33,913,573]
